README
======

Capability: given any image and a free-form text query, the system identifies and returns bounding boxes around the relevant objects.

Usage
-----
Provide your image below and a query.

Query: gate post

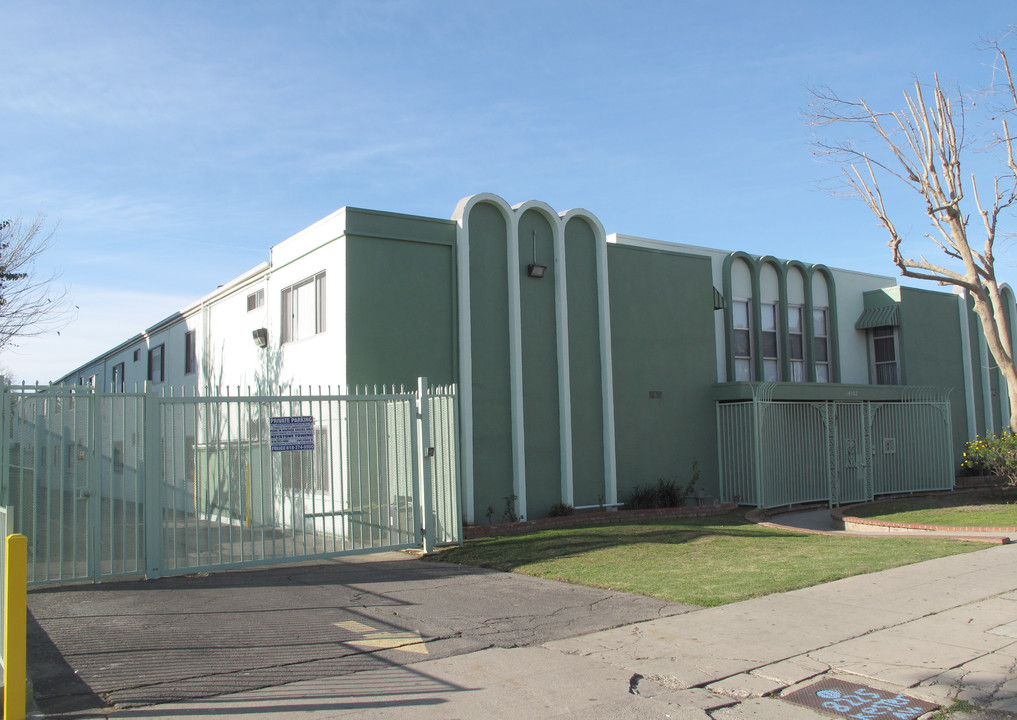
[143,384,163,579]
[416,377,435,554]
[0,386,10,508]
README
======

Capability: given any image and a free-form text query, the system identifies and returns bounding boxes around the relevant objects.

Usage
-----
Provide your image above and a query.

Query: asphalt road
[27,551,697,717]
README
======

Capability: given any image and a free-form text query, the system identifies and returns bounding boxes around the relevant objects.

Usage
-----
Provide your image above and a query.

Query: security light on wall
[527,230,547,278]
[252,328,268,348]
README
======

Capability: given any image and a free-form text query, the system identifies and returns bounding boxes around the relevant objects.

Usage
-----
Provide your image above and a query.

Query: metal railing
[718,393,954,508]
[1,379,460,585]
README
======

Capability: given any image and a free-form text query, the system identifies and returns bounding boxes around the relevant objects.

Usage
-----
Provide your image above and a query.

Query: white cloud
[1,285,195,384]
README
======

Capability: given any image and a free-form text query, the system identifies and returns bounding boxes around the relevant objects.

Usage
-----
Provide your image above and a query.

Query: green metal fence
[717,385,954,508]
[0,380,460,585]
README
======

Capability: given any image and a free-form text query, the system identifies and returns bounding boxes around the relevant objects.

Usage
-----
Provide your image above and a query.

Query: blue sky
[3,1,1016,382]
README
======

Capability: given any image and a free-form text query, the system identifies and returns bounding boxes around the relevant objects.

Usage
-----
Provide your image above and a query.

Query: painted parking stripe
[335,620,429,654]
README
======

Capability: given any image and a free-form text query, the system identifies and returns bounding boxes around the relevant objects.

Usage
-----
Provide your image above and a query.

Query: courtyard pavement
[24,509,1017,719]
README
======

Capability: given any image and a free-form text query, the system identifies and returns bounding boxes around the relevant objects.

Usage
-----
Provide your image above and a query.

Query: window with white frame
[760,302,779,382]
[732,299,752,381]
[871,326,899,384]
[247,289,264,312]
[788,305,805,382]
[281,272,325,344]
[813,308,830,383]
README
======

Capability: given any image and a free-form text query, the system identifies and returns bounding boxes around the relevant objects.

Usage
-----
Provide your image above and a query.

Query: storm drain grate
[782,678,938,720]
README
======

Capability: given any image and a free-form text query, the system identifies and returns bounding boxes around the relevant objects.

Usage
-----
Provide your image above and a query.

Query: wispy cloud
[2,284,196,383]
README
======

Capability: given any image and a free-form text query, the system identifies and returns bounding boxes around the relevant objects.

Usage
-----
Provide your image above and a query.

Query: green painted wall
[343,206,457,245]
[467,202,515,523]
[607,245,718,500]
[565,217,606,507]
[344,229,456,388]
[517,209,561,520]
[896,287,970,463]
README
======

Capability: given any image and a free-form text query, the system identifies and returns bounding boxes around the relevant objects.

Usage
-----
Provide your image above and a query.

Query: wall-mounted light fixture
[527,230,547,279]
[252,328,268,348]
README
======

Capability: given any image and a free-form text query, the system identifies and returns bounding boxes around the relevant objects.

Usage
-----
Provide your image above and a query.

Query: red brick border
[462,504,737,539]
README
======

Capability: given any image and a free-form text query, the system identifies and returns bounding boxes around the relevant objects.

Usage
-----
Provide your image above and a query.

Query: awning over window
[855,304,900,330]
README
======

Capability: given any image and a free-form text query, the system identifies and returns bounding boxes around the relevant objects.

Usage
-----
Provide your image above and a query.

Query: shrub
[625,462,700,510]
[963,433,1017,486]
[547,502,574,517]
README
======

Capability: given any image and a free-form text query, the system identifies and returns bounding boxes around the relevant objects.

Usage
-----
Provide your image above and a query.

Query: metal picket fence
[717,388,954,508]
[0,379,460,585]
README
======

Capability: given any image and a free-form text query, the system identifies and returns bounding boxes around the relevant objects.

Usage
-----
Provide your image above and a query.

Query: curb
[463,504,738,539]
[746,497,1013,545]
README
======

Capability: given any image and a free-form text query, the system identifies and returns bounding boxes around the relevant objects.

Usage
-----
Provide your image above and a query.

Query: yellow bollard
[4,533,27,720]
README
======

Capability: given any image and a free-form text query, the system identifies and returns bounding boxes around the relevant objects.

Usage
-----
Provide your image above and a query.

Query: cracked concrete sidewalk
[104,541,1017,719]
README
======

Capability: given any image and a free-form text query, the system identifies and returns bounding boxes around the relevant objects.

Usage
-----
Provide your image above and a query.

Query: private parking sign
[270,416,315,452]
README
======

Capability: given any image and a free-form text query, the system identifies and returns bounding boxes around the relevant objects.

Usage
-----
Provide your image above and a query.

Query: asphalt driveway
[27,551,697,717]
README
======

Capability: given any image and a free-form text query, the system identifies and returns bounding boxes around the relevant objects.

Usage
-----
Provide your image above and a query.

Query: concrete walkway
[91,521,1017,720]
[762,506,1017,543]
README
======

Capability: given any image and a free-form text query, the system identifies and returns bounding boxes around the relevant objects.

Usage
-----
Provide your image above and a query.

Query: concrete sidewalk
[100,541,1017,719]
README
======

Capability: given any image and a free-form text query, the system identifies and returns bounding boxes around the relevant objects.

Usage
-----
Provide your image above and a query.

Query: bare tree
[810,34,1017,432]
[0,214,68,355]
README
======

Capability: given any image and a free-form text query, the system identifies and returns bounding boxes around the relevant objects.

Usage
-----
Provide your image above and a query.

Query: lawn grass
[849,490,1017,527]
[429,512,984,607]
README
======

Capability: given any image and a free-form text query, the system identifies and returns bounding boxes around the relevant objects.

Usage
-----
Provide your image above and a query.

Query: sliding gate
[0,379,460,585]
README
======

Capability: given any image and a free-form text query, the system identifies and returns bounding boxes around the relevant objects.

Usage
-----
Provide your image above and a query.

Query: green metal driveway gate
[0,379,460,585]
[717,384,954,508]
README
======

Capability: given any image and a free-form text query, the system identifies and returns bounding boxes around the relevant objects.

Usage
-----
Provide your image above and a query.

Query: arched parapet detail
[784,260,810,308]
[451,193,617,520]
[512,199,560,225]
[998,283,1017,428]
[1000,283,1017,360]
[559,207,616,506]
[806,265,840,383]
[784,260,812,382]
[721,253,841,384]
[722,252,759,382]
[453,192,520,523]
[453,192,514,227]
[755,256,788,381]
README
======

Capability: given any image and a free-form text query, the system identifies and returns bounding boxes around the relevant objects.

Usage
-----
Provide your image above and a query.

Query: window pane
[873,337,895,363]
[734,329,750,357]
[761,303,777,332]
[762,331,778,358]
[735,358,751,381]
[281,288,292,343]
[813,337,829,362]
[315,273,326,333]
[813,309,828,336]
[876,363,898,385]
[295,280,316,340]
[763,359,778,382]
[787,307,802,333]
[733,300,749,329]
[791,360,805,382]
[789,334,803,360]
[816,363,829,383]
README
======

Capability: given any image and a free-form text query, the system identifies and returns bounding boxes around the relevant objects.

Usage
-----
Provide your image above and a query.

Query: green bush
[963,433,1017,486]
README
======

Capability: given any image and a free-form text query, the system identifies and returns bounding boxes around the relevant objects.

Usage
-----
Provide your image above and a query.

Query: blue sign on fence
[270,416,315,452]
